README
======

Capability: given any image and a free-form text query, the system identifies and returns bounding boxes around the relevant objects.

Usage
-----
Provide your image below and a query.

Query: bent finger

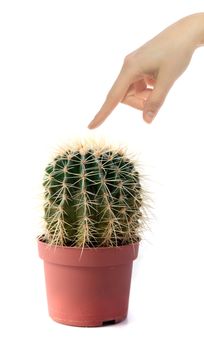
[143,68,175,123]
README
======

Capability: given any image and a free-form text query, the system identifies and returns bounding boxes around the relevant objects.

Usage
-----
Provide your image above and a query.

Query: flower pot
[38,240,139,327]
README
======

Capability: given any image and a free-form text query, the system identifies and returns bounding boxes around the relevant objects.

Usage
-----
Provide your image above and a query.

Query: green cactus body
[41,140,144,247]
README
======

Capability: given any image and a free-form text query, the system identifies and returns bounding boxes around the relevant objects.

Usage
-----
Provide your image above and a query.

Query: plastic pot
[38,240,139,327]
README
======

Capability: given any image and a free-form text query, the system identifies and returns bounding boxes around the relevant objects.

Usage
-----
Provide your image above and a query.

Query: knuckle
[123,53,135,67]
[123,52,143,78]
[149,99,162,111]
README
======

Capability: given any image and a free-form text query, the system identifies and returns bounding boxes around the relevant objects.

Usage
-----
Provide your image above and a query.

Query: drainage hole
[102,319,116,326]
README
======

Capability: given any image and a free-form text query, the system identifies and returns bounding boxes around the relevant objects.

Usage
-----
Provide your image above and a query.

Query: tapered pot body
[38,240,139,327]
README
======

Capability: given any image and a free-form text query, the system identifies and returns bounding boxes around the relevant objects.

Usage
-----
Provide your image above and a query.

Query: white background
[0,1,204,349]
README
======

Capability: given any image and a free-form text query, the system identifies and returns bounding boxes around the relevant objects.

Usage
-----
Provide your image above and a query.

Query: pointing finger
[88,67,134,129]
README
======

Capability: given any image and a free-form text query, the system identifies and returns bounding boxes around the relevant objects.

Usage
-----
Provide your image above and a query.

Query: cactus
[40,139,146,247]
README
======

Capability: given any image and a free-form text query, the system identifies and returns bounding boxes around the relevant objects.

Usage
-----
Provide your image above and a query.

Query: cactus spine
[41,139,145,247]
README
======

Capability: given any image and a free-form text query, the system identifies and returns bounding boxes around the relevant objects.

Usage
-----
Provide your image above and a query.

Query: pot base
[50,314,126,327]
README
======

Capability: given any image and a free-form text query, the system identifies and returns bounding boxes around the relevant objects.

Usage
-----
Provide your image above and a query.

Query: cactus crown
[40,139,146,247]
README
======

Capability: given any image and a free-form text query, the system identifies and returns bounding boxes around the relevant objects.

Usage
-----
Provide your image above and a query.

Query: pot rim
[37,238,139,267]
[37,237,139,250]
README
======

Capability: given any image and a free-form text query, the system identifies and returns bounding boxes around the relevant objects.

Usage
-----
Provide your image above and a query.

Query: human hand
[88,13,204,128]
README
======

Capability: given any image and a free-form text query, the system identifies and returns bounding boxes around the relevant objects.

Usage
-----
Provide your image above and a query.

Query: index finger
[88,67,133,129]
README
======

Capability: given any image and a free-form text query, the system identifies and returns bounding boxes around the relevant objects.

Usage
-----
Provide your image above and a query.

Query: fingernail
[145,111,156,123]
[88,121,94,129]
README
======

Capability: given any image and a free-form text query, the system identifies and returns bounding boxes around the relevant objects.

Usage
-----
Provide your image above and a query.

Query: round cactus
[40,139,146,247]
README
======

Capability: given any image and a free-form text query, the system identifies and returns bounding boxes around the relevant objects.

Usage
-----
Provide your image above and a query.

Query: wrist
[183,13,204,49]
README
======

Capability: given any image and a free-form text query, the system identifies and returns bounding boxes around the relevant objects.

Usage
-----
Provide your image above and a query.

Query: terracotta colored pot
[38,240,139,327]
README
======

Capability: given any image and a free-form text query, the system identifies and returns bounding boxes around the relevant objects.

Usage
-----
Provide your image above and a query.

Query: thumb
[143,70,174,123]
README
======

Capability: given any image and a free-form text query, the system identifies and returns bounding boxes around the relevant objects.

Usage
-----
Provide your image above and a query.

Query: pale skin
[88,13,204,129]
